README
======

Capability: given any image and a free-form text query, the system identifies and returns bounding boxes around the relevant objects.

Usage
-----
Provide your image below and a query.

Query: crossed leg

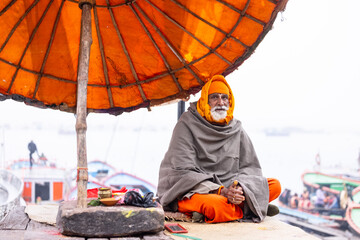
[177,178,281,223]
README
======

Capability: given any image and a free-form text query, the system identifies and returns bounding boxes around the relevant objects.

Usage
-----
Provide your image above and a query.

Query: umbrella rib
[168,0,249,49]
[93,6,114,108]
[0,0,41,53]
[131,3,183,92]
[33,0,66,98]
[207,0,251,62]
[216,0,266,26]
[7,0,54,94]
[135,1,203,85]
[106,0,148,102]
[0,57,76,84]
[143,0,232,66]
[222,0,287,76]
[0,0,17,17]
[0,54,202,89]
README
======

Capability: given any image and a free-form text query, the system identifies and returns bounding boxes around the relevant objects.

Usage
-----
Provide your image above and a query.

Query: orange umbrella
[0,0,288,207]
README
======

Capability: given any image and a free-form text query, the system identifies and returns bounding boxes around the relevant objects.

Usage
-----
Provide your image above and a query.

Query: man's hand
[220,181,245,205]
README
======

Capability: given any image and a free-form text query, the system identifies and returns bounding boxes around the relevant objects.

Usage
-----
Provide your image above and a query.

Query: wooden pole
[76,0,93,208]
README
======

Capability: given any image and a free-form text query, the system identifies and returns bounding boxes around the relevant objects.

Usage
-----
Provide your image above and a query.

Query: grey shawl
[157,102,269,222]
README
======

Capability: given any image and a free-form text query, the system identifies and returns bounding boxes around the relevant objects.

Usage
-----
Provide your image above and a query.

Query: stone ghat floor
[0,204,321,240]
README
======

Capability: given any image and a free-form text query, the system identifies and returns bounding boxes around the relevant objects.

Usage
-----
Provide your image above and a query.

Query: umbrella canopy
[0,0,288,209]
[0,0,287,115]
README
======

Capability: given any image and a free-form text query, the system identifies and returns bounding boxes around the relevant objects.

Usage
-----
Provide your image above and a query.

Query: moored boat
[102,171,157,194]
[6,158,70,204]
[0,169,23,220]
[352,186,360,204]
[65,179,106,201]
[67,160,157,199]
[279,170,360,236]
[302,171,360,194]
[70,160,117,181]
[346,202,360,235]
[278,205,341,228]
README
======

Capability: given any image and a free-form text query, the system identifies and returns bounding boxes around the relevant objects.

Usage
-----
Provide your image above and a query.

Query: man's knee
[268,178,281,201]
[191,194,228,212]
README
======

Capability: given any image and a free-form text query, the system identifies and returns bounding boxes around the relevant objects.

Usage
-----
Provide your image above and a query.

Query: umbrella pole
[76,0,94,208]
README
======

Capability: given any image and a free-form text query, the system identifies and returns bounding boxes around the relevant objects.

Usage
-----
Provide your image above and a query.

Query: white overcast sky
[227,0,360,132]
[1,0,360,133]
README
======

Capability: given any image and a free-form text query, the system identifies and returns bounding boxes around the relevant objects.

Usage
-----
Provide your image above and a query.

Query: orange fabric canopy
[0,0,287,115]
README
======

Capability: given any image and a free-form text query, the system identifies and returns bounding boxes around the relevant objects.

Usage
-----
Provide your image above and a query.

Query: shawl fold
[157,102,269,221]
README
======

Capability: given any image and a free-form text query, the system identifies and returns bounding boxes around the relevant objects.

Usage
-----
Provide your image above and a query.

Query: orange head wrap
[208,81,230,95]
[197,75,234,124]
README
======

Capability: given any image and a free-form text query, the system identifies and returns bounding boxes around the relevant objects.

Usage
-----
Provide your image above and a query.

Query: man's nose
[217,98,225,106]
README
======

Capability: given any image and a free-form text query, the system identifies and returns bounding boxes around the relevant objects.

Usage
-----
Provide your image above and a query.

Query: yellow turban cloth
[197,75,235,124]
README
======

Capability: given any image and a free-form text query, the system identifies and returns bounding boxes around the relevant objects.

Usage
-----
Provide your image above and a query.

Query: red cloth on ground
[177,178,281,223]
[87,187,127,198]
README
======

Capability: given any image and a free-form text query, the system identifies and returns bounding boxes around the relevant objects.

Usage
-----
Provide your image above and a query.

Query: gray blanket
[157,102,269,222]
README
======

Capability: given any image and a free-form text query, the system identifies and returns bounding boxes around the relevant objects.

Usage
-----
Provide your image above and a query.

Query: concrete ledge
[56,200,165,238]
[165,217,320,240]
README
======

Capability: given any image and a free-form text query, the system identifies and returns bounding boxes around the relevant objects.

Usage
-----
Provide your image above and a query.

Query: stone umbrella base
[56,200,165,238]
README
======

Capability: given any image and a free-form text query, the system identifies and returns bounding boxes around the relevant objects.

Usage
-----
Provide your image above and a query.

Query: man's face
[208,93,229,121]
[208,93,229,109]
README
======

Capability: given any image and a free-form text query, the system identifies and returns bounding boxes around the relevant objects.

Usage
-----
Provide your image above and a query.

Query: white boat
[0,169,24,219]
[66,160,157,199]
[6,159,70,204]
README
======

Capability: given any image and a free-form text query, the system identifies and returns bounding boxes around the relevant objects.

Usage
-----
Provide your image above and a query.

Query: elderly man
[157,75,281,223]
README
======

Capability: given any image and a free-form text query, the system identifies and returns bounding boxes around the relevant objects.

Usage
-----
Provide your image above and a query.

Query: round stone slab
[56,200,164,237]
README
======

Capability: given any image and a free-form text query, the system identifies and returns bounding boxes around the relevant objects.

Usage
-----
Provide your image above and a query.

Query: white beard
[210,106,229,121]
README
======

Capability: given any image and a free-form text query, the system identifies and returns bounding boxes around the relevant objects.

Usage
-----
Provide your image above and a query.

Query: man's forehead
[209,93,229,97]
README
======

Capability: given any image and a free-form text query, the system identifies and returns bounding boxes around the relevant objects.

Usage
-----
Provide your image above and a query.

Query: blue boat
[70,160,117,181]
[102,172,157,194]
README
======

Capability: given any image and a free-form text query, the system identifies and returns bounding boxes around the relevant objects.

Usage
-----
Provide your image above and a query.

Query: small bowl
[100,197,119,206]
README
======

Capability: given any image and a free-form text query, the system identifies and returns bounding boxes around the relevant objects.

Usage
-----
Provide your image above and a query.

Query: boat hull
[346,203,360,236]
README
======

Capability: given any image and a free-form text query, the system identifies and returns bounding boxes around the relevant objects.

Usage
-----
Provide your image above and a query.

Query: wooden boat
[7,157,56,170]
[278,206,342,228]
[352,186,360,204]
[295,171,360,235]
[70,160,116,181]
[6,159,70,204]
[67,160,157,199]
[302,171,360,195]
[65,179,106,201]
[85,160,116,180]
[102,172,157,194]
[346,202,360,235]
[345,187,360,235]
[279,200,348,227]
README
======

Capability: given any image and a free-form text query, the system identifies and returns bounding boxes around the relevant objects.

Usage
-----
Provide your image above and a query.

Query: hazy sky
[227,0,360,132]
[1,0,360,133]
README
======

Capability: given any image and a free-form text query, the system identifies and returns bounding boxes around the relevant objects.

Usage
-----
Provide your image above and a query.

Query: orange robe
[178,178,281,223]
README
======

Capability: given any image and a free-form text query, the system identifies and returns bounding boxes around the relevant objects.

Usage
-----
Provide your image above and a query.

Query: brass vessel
[98,187,112,199]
